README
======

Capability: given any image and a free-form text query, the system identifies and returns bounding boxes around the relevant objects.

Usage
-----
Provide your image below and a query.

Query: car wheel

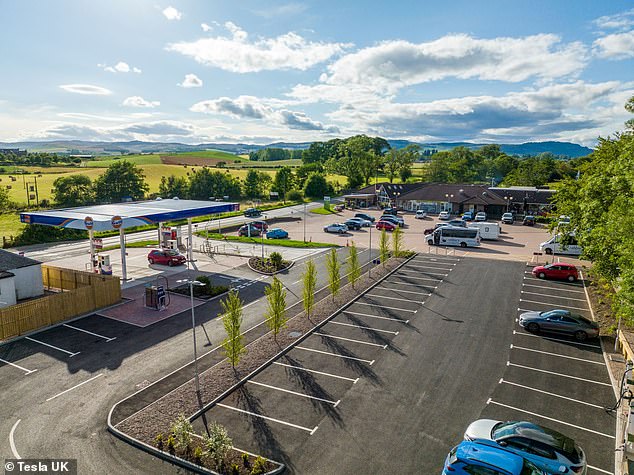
[567,275,577,282]
[148,258,154,265]
[168,260,174,267]
[527,322,539,333]
[574,330,588,342]
[544,248,553,255]
[538,272,546,279]
[460,242,467,248]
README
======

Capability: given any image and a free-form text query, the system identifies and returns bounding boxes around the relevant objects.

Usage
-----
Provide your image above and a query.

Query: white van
[426,226,481,248]
[540,233,582,256]
[467,222,500,240]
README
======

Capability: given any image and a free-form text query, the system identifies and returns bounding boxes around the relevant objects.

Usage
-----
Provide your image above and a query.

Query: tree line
[248,148,303,161]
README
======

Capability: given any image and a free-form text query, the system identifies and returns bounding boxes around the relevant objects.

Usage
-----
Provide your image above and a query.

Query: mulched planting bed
[248,257,291,274]
[116,258,405,469]
[170,284,229,300]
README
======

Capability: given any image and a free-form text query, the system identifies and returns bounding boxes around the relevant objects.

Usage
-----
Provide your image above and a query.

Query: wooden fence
[0,266,121,340]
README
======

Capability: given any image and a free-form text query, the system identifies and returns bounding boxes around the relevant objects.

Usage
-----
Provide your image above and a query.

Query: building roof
[0,271,15,280]
[489,187,556,205]
[355,182,389,194]
[378,182,425,198]
[20,198,240,232]
[343,193,376,199]
[397,183,506,205]
[0,249,40,272]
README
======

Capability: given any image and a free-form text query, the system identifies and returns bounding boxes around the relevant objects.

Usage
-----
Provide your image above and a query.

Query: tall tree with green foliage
[273,166,294,201]
[243,170,271,198]
[0,183,13,210]
[326,248,341,300]
[52,174,94,207]
[265,277,287,340]
[220,290,246,368]
[303,172,332,198]
[93,160,149,203]
[379,229,390,266]
[347,241,361,288]
[392,225,404,258]
[188,168,241,200]
[158,174,189,199]
[302,260,317,318]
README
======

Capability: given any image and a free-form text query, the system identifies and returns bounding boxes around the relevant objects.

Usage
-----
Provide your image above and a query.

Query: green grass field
[83,154,163,167]
[0,213,24,239]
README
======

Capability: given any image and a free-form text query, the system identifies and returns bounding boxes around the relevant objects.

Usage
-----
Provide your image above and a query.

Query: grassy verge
[310,207,337,215]
[100,240,158,252]
[196,232,338,248]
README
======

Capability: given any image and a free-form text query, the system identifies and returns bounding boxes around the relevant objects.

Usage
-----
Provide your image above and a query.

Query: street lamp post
[504,196,514,212]
[303,202,306,243]
[368,221,372,278]
[444,193,454,214]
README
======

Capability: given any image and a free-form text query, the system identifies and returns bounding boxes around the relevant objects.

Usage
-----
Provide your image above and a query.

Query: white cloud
[98,61,142,74]
[201,23,212,32]
[162,6,182,20]
[31,120,195,141]
[178,73,203,88]
[593,30,634,59]
[122,96,160,108]
[166,24,351,73]
[593,9,634,31]
[59,84,112,95]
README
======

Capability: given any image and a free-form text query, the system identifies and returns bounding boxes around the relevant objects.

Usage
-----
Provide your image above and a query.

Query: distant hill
[0,139,593,159]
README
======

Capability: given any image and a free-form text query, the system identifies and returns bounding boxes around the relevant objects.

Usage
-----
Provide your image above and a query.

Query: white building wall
[11,265,44,300]
[0,277,17,307]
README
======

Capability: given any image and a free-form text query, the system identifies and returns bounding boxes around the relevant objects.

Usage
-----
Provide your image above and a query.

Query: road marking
[314,332,388,349]
[365,293,422,304]
[507,361,612,386]
[510,344,604,365]
[398,269,448,276]
[513,330,602,348]
[523,275,584,288]
[273,362,359,383]
[414,256,459,263]
[330,321,399,335]
[522,283,585,294]
[46,373,104,402]
[25,336,80,357]
[393,273,441,282]
[295,346,374,364]
[217,403,319,434]
[0,357,37,375]
[353,302,417,313]
[382,281,435,289]
[247,380,340,406]
[487,400,615,439]
[375,286,430,296]
[9,419,21,459]
[405,264,453,271]
[519,299,588,311]
[63,324,116,342]
[520,290,587,302]
[500,379,605,409]
[343,310,409,324]
[587,464,614,474]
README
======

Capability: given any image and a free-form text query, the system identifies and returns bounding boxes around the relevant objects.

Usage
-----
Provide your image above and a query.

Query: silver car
[347,217,372,227]
[323,223,348,234]
[519,309,599,341]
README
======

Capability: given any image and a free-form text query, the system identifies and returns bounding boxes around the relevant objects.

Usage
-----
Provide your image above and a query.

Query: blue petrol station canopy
[20,199,240,232]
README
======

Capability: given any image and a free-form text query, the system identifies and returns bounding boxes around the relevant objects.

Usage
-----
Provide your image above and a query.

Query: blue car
[266,228,288,239]
[443,441,545,475]
[462,211,474,221]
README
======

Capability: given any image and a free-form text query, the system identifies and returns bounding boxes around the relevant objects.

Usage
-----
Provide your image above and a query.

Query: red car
[250,220,269,232]
[147,249,187,266]
[532,263,579,282]
[376,220,396,231]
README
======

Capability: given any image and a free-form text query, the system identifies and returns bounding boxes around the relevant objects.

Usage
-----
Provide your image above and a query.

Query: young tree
[326,248,341,300]
[379,228,390,266]
[52,174,93,207]
[347,241,361,288]
[93,160,149,203]
[0,184,12,210]
[264,277,287,340]
[273,166,294,201]
[302,260,317,318]
[202,422,232,470]
[170,414,193,451]
[158,174,189,199]
[392,225,404,258]
[220,290,246,368]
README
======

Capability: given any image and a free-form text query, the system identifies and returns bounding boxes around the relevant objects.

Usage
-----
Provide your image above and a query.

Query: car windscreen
[494,422,580,462]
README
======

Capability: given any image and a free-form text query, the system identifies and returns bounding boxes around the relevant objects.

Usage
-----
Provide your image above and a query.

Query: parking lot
[480,264,616,474]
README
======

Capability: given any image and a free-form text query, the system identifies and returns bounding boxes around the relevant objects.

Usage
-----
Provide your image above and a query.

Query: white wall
[12,265,44,300]
[0,276,17,307]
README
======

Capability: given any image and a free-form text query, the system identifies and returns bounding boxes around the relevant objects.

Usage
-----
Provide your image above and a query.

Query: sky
[1,0,633,147]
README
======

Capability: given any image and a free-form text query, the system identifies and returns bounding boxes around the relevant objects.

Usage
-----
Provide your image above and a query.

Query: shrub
[242,453,250,467]
[170,414,193,451]
[269,252,283,271]
[194,446,203,464]
[286,189,303,201]
[251,456,268,475]
[231,463,240,475]
[195,275,213,295]
[166,435,176,455]
[154,433,164,451]
[203,422,232,469]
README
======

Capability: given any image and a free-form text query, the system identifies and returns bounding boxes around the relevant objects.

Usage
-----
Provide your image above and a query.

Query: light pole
[176,278,206,408]
[261,214,266,258]
[504,196,514,212]
[368,222,372,278]
[444,193,454,214]
[303,202,307,243]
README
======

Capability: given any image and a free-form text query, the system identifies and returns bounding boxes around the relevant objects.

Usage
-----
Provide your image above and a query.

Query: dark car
[383,207,399,215]
[344,219,362,230]
[462,211,474,221]
[519,309,599,341]
[355,213,375,222]
[243,208,262,217]
[380,215,404,227]
[249,220,269,232]
[424,222,449,235]
[376,220,396,231]
[238,224,261,237]
[147,249,186,266]
[448,219,467,227]
[532,263,578,282]
[523,215,536,226]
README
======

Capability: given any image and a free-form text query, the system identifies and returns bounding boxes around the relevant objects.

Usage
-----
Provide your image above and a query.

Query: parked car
[443,440,545,475]
[243,207,262,217]
[266,228,288,239]
[249,220,269,232]
[522,215,536,226]
[238,224,261,237]
[324,223,348,234]
[344,219,362,230]
[147,249,186,267]
[381,214,404,226]
[558,215,571,225]
[475,211,487,221]
[448,219,468,227]
[540,233,582,256]
[348,217,372,227]
[334,204,345,212]
[501,212,514,224]
[383,207,399,215]
[462,211,474,221]
[376,220,396,231]
[355,213,375,223]
[424,222,449,235]
[464,420,586,475]
[519,309,599,341]
[439,211,451,220]
[531,263,578,282]
[415,210,428,219]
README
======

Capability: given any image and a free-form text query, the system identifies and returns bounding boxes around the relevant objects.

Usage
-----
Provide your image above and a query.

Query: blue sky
[1,0,633,146]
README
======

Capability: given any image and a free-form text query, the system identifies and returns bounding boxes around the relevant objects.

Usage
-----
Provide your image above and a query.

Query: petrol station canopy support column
[20,199,239,281]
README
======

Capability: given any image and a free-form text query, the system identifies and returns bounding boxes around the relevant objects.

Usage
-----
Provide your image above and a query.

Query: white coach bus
[426,225,481,248]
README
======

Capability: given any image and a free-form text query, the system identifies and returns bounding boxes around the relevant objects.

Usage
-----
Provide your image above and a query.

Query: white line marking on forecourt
[295,346,374,364]
[63,324,116,341]
[313,332,388,349]
[394,272,441,281]
[519,299,588,311]
[330,321,399,335]
[506,362,611,386]
[405,264,453,271]
[353,302,417,313]
[25,336,80,357]
[500,379,605,409]
[510,344,604,365]
[522,283,585,294]
[513,330,601,349]
[587,464,614,474]
[46,373,104,402]
[273,362,359,383]
[247,380,340,406]
[216,403,319,435]
[365,293,422,303]
[0,357,37,375]
[9,419,21,459]
[374,286,430,296]
[520,291,587,302]
[343,311,409,324]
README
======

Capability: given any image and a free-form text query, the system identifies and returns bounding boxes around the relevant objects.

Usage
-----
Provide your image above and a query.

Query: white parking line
[519,299,588,311]
[414,256,459,263]
[400,270,448,276]
[500,379,605,409]
[394,273,441,282]
[330,321,399,335]
[295,346,374,364]
[353,302,417,313]
[25,336,80,357]
[217,403,319,435]
[314,332,388,349]
[510,344,604,365]
[273,362,359,383]
[523,275,584,287]
[587,464,614,474]
[46,373,104,402]
[365,293,422,303]
[247,380,340,406]
[0,357,37,375]
[63,324,116,342]
[375,286,431,296]
[405,264,453,271]
[9,419,21,459]
[507,362,612,386]
[343,310,409,324]
[522,283,585,294]
[487,399,615,439]
[383,281,435,288]
[520,290,587,302]
[513,330,602,349]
